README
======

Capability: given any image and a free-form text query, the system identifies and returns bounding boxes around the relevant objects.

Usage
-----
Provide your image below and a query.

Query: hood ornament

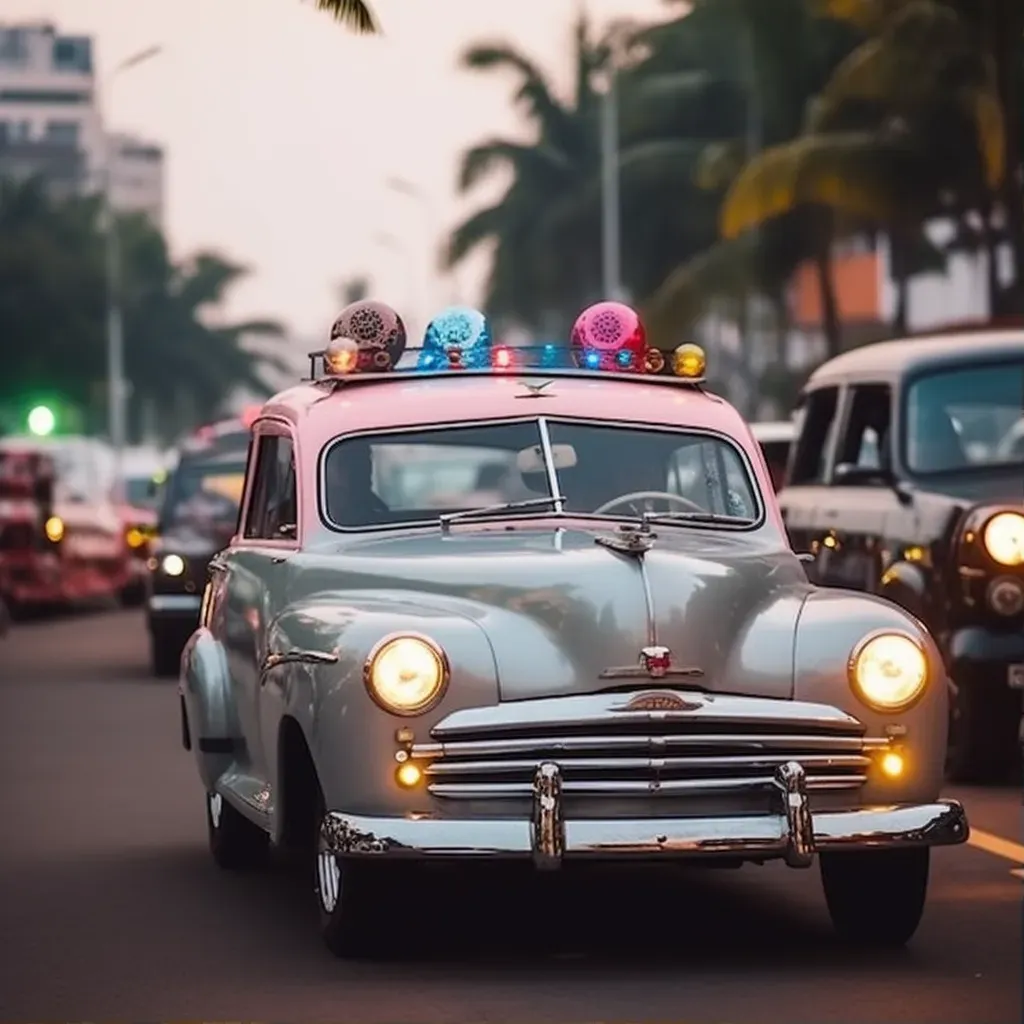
[600,645,704,681]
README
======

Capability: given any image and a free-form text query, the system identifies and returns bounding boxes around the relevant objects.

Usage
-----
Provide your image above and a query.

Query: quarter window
[834,384,892,479]
[244,434,297,540]
[789,387,839,485]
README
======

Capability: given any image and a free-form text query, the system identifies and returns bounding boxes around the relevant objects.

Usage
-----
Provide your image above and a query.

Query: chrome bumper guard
[323,760,969,868]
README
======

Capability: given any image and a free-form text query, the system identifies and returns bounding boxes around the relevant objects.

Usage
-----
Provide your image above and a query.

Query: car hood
[307,525,809,702]
[154,524,226,558]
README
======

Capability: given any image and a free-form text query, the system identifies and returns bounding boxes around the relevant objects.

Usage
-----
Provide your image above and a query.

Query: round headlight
[983,512,1024,566]
[162,554,186,577]
[848,631,928,711]
[364,633,449,716]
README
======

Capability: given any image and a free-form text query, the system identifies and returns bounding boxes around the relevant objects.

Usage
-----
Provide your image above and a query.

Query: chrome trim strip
[260,648,338,677]
[410,734,889,759]
[321,799,968,861]
[147,594,202,612]
[424,753,871,776]
[636,550,657,646]
[426,774,866,798]
[429,693,866,739]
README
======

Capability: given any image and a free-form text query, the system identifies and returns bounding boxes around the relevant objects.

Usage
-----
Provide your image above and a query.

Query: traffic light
[27,405,56,437]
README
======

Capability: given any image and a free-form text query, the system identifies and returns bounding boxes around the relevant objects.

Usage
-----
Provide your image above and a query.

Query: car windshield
[322,418,760,529]
[905,361,1024,473]
[124,476,158,507]
[160,452,247,531]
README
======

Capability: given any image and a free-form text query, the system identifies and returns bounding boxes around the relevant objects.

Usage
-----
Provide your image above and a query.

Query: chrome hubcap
[208,792,222,828]
[317,849,341,914]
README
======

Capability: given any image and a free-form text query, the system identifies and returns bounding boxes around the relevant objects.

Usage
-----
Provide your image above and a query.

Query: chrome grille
[410,692,886,799]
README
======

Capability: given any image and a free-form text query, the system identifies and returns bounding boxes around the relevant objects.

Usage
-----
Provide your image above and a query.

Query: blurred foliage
[447,0,1024,407]
[308,0,378,34]
[0,176,287,442]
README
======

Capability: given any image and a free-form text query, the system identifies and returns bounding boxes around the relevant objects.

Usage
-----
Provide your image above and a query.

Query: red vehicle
[0,437,133,611]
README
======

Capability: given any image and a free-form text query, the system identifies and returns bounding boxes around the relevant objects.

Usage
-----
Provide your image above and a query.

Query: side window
[835,384,892,479]
[789,387,839,485]
[243,435,297,540]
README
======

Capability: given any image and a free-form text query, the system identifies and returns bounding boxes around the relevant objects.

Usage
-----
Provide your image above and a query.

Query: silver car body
[180,369,966,873]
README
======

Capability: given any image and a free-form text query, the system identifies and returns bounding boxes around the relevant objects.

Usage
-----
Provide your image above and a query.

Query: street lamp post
[386,177,460,308]
[101,44,162,479]
[600,66,623,303]
[374,231,418,330]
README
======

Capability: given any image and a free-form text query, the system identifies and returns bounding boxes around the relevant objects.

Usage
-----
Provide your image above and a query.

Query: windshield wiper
[639,510,754,527]
[439,495,566,534]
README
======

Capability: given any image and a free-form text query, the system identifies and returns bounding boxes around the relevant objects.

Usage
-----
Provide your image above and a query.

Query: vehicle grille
[410,692,885,799]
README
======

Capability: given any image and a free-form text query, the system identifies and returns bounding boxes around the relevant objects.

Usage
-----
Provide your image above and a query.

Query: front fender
[180,627,241,791]
[949,626,1024,673]
[263,591,500,820]
[794,589,947,804]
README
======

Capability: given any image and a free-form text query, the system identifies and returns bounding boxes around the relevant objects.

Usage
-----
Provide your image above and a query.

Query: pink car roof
[257,373,784,537]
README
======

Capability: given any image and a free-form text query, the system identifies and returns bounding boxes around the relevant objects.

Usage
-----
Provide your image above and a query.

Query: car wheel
[947,681,1021,784]
[206,790,269,870]
[151,629,184,678]
[820,846,929,947]
[312,786,389,958]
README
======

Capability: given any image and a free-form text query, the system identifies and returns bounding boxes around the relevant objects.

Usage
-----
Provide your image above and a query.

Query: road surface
[0,609,1021,1022]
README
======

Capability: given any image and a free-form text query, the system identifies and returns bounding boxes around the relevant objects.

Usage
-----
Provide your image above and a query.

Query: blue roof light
[419,306,492,369]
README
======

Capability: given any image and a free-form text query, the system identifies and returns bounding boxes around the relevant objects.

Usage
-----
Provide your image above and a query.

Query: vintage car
[751,420,796,492]
[147,418,250,675]
[180,300,968,958]
[0,436,131,611]
[778,330,1024,783]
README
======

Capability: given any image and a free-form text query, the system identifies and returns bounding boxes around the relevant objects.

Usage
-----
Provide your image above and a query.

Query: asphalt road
[1,609,1021,1023]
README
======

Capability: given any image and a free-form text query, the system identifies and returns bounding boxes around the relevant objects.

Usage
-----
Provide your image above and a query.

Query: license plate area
[1008,664,1024,689]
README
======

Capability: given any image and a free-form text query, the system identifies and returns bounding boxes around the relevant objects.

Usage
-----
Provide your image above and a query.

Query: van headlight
[364,633,449,716]
[161,554,186,577]
[983,512,1024,566]
[848,631,928,711]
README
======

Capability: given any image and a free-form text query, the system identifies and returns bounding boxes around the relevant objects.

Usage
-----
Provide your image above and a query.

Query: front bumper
[322,760,968,869]
[147,592,202,626]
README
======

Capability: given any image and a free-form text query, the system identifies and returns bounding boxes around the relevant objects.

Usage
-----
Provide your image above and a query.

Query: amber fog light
[879,751,905,779]
[396,762,423,787]
[988,576,1024,617]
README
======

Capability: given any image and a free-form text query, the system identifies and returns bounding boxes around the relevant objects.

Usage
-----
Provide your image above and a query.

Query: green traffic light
[27,405,56,436]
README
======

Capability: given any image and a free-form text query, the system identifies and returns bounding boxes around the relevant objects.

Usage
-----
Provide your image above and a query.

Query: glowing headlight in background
[983,512,1024,566]
[849,632,927,711]
[161,554,186,577]
[44,516,64,543]
[365,633,448,715]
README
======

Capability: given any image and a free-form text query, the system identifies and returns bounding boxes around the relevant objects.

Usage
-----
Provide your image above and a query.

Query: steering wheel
[592,490,706,516]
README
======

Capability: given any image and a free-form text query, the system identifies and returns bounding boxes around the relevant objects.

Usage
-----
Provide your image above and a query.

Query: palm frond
[460,44,567,130]
[456,138,570,193]
[311,0,379,34]
[720,131,918,238]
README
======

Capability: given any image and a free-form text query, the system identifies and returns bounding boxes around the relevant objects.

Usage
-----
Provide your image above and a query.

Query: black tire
[206,790,269,870]
[821,846,929,947]
[151,628,184,678]
[947,680,1021,784]
[312,786,391,958]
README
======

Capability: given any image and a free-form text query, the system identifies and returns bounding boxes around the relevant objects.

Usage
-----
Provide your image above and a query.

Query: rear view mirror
[516,443,577,474]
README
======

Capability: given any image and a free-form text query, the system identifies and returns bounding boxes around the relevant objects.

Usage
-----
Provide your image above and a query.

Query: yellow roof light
[324,337,360,375]
[672,343,706,380]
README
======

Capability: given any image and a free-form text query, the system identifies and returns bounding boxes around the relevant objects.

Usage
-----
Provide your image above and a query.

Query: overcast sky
[6,0,669,349]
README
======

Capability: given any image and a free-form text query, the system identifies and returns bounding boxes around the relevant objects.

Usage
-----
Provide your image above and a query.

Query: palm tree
[810,0,1023,310]
[307,0,379,33]
[445,15,614,332]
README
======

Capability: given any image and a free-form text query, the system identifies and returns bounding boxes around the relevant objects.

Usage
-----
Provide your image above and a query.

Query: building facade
[0,22,164,225]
